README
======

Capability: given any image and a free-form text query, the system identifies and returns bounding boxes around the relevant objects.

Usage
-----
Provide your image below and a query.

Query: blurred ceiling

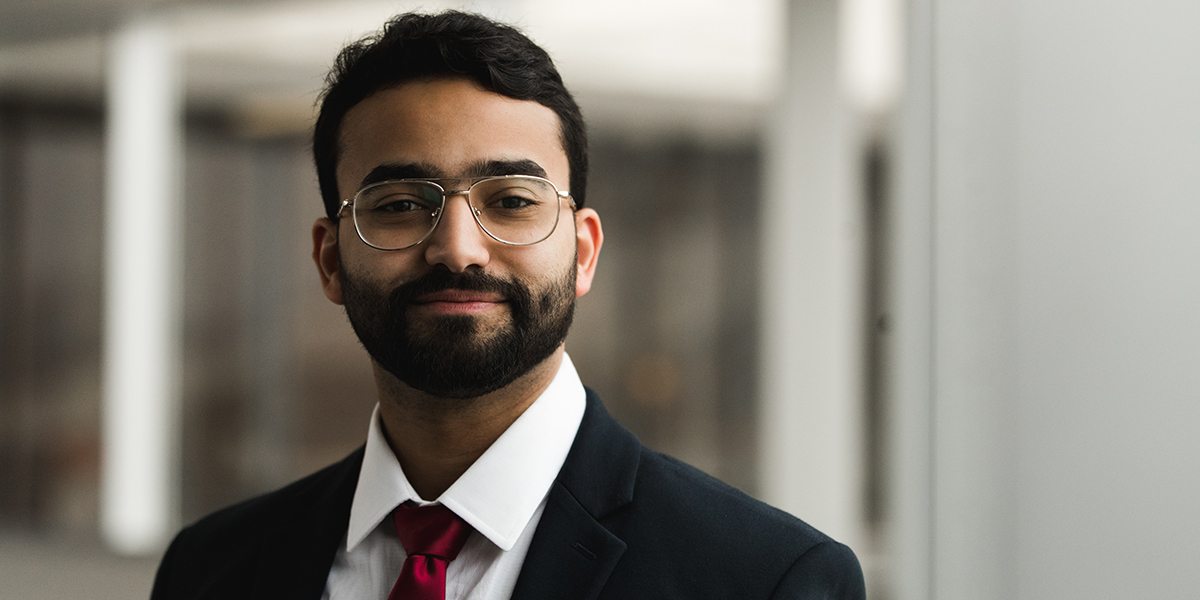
[0,0,786,140]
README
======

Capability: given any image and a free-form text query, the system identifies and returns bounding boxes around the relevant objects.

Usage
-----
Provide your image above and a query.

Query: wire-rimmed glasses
[337,175,576,250]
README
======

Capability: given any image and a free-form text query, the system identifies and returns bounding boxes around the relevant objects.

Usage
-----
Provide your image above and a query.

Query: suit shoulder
[597,447,864,598]
[180,447,361,543]
[772,538,866,599]
[636,448,832,550]
[541,390,864,597]
[151,448,362,600]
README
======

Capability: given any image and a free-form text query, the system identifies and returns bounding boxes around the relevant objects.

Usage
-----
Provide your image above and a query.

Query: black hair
[312,10,588,220]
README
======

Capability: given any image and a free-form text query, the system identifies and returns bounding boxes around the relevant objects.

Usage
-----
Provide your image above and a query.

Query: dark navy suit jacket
[150,389,865,599]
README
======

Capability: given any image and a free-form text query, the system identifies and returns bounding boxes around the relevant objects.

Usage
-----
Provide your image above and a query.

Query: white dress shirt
[323,354,586,600]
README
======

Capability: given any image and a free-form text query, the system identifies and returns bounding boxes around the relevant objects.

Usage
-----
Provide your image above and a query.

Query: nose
[422,191,490,272]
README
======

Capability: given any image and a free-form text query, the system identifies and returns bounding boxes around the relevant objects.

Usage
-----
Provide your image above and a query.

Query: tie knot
[392,503,473,561]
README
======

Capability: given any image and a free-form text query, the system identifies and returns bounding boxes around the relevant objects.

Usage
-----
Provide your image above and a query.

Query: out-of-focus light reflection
[841,0,903,114]
[101,16,183,556]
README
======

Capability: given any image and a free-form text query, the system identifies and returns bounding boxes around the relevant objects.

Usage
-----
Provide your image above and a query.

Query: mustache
[387,269,525,308]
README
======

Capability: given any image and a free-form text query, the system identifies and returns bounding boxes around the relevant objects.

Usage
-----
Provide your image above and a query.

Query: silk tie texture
[389,503,474,600]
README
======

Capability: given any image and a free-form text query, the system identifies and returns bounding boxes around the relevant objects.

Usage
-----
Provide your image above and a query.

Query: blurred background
[1,0,1197,599]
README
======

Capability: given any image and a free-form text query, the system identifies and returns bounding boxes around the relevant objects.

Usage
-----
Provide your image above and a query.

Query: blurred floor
[0,533,159,599]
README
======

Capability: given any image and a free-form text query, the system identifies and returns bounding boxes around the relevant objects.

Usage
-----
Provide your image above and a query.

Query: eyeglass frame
[336,175,577,251]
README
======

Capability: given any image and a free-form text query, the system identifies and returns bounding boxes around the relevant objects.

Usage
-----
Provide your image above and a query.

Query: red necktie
[389,503,474,600]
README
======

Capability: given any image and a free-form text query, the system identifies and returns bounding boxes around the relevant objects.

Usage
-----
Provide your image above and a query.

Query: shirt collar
[345,354,586,552]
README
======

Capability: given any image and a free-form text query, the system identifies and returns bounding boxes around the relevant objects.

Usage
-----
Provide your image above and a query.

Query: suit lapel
[510,389,642,600]
[250,447,363,600]
[508,482,626,599]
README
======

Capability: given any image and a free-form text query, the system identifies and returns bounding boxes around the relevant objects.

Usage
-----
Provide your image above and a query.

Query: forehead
[336,78,568,195]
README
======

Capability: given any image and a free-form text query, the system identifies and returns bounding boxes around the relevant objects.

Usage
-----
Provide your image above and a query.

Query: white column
[759,0,864,548]
[101,16,184,555]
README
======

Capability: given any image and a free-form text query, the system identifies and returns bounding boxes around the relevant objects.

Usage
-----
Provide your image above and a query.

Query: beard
[339,258,576,400]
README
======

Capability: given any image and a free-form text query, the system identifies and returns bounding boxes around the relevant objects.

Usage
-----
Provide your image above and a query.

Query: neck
[374,348,564,501]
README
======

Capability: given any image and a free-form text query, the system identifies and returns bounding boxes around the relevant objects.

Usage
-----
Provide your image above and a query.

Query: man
[151,11,864,600]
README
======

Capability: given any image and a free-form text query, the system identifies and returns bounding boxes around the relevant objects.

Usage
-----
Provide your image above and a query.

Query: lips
[411,289,507,316]
[413,290,505,304]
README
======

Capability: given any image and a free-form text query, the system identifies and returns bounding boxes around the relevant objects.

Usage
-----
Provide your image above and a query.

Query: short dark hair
[313,10,588,220]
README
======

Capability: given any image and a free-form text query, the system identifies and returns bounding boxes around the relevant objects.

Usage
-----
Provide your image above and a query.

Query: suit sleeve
[768,540,866,600]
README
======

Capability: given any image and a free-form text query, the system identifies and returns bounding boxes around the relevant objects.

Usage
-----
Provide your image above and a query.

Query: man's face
[315,77,600,399]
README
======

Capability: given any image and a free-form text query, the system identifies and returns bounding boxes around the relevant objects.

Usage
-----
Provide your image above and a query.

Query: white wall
[894,0,1200,598]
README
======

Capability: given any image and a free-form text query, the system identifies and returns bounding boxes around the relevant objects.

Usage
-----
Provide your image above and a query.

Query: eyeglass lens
[351,176,562,249]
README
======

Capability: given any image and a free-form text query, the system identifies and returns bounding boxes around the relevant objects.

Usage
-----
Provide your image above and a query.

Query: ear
[312,217,344,305]
[573,208,603,297]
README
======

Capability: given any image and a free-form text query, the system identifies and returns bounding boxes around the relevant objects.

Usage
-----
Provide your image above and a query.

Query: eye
[481,184,544,211]
[377,198,424,213]
[360,184,440,213]
[495,194,537,210]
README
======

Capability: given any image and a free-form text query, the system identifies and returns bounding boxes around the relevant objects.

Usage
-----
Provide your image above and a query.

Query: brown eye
[496,195,536,210]
[377,199,423,213]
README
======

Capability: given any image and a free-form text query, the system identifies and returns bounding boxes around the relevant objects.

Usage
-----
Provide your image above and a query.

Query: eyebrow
[468,159,549,179]
[359,162,440,188]
[358,159,550,189]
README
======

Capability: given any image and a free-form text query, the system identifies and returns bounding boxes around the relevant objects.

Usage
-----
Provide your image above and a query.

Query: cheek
[526,232,577,278]
[340,240,425,287]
